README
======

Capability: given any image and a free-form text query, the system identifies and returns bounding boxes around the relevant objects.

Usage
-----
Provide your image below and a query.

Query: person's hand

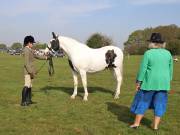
[46,55,52,60]
[169,90,175,94]
[135,83,141,91]
[44,53,51,60]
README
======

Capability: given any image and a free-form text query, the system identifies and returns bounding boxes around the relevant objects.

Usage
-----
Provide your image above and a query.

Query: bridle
[47,45,56,57]
[46,40,60,57]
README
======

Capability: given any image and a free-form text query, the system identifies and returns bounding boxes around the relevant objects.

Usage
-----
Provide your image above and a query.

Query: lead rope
[36,60,48,74]
[48,57,54,76]
[35,57,54,76]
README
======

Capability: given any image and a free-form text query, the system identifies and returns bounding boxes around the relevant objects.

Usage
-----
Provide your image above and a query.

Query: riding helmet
[24,35,36,46]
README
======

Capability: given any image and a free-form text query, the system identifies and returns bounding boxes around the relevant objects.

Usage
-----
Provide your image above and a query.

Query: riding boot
[26,87,32,104]
[21,86,29,106]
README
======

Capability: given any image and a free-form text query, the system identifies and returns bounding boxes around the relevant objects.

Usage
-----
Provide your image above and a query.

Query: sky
[0,0,180,48]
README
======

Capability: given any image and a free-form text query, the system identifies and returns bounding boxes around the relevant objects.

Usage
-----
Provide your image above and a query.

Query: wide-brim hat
[24,35,36,45]
[147,33,165,43]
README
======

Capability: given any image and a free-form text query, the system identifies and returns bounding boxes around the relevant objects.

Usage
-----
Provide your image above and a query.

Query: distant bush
[86,33,113,48]
[0,43,7,50]
[11,42,22,50]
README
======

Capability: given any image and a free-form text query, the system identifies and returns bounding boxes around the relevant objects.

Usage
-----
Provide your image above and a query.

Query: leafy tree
[11,42,22,50]
[86,33,113,48]
[124,45,139,55]
[0,43,7,49]
[124,24,180,55]
[138,46,148,55]
[124,28,152,47]
[166,40,180,55]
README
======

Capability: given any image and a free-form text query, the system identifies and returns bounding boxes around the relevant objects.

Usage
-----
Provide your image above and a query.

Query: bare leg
[152,116,161,130]
[71,71,78,99]
[130,114,144,127]
[80,70,88,101]
[113,68,122,99]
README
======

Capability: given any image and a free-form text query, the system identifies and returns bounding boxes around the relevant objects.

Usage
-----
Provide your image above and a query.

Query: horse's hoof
[83,98,88,101]
[114,96,119,99]
[70,95,76,99]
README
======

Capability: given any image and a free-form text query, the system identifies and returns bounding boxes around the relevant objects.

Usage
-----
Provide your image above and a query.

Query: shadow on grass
[106,102,152,128]
[40,85,114,96]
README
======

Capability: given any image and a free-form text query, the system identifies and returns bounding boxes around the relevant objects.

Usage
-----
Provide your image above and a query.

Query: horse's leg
[71,71,78,99]
[113,67,122,99]
[80,70,88,101]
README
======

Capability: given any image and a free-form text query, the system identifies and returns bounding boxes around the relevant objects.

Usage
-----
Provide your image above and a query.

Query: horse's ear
[52,32,57,39]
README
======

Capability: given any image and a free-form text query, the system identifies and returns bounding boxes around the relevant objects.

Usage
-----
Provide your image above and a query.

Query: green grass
[0,53,180,135]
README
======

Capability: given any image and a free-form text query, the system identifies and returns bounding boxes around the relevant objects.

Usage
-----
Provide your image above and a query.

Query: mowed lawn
[0,53,180,135]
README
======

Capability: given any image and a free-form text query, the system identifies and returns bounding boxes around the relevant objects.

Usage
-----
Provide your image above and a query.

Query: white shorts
[24,75,33,88]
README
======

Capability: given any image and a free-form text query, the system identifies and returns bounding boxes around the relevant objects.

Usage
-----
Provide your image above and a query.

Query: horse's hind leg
[71,71,78,99]
[80,70,88,101]
[113,67,122,99]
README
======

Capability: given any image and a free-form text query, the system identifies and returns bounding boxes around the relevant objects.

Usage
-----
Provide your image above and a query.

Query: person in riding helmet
[21,35,49,106]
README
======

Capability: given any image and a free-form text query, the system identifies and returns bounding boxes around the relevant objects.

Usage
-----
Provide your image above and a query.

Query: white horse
[45,32,123,101]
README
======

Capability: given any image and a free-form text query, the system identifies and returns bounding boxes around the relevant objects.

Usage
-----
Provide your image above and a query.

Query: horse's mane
[59,36,87,47]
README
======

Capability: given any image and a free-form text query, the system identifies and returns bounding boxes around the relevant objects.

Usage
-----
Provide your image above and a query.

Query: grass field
[0,53,180,135]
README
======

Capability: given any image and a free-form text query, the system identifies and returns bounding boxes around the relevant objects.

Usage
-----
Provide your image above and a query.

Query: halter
[47,45,52,51]
[46,45,55,57]
[45,35,62,76]
[34,45,54,76]
[47,43,60,57]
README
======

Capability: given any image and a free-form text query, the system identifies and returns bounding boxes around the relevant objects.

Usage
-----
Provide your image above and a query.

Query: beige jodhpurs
[24,75,33,88]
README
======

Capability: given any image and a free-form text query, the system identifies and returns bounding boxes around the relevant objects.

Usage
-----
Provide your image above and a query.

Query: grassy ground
[0,53,179,135]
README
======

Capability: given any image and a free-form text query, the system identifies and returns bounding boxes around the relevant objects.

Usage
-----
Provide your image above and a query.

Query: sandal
[129,125,139,129]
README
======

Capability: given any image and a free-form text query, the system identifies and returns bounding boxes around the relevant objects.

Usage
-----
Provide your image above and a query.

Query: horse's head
[45,32,60,55]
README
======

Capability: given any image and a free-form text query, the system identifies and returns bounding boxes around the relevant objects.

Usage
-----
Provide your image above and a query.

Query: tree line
[0,33,113,50]
[124,24,180,55]
[1,25,179,55]
[0,42,48,50]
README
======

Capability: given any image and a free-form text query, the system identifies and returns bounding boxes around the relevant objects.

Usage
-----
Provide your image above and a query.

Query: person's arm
[24,49,33,74]
[136,52,149,89]
[169,55,173,81]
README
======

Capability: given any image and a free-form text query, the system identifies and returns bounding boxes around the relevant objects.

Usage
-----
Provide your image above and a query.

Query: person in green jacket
[130,33,173,130]
[21,35,49,106]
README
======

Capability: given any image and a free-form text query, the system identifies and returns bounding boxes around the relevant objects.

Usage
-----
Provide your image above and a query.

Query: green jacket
[137,48,173,91]
[23,47,46,75]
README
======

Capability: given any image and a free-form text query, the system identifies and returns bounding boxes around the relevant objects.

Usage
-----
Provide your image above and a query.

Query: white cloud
[0,0,115,45]
[51,0,112,23]
[60,3,111,15]
[0,0,112,17]
[0,0,50,17]
[129,0,180,5]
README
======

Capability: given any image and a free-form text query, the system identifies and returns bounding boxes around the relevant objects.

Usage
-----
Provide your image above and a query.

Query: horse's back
[101,46,123,59]
[60,36,123,71]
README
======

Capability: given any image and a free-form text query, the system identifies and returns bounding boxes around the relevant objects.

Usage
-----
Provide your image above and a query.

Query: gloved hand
[46,55,52,60]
